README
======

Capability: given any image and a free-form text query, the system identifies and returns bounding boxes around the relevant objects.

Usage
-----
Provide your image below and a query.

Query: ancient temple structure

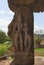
[8,0,44,65]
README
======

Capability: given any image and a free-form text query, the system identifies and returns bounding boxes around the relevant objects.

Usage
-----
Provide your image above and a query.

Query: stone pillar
[8,0,34,65]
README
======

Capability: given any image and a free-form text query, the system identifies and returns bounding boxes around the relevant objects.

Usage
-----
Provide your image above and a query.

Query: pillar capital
[8,0,35,12]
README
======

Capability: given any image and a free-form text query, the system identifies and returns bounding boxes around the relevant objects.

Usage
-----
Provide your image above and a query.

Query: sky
[0,0,44,34]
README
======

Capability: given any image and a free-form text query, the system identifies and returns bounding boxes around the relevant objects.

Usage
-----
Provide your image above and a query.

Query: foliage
[0,43,12,56]
[35,48,44,52]
[0,30,12,43]
[34,48,44,56]
[34,34,41,48]
[34,34,38,48]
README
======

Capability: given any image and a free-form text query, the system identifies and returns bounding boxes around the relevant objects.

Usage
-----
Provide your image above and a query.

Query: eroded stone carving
[8,0,44,65]
[8,7,34,65]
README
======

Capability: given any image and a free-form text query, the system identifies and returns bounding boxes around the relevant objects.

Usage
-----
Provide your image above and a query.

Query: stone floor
[0,57,44,65]
[0,59,12,65]
[34,57,44,65]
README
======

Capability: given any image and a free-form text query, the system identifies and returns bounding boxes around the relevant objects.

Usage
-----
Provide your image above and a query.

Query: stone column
[8,0,34,65]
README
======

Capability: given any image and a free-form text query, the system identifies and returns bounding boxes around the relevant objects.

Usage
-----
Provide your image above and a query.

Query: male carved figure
[8,0,44,65]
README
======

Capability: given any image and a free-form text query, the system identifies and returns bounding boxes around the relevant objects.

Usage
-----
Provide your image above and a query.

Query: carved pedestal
[8,0,34,65]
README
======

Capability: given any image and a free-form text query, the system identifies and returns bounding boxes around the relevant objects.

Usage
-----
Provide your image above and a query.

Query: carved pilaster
[8,0,34,65]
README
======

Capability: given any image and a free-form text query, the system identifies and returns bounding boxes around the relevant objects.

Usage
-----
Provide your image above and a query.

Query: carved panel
[8,1,34,65]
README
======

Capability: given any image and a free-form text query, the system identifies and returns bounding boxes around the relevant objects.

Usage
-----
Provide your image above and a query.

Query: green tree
[0,30,11,43]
